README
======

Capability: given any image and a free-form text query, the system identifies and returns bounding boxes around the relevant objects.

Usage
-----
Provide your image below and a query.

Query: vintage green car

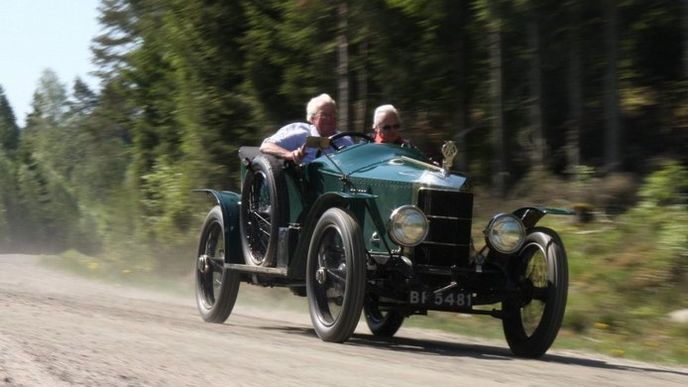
[194,133,570,358]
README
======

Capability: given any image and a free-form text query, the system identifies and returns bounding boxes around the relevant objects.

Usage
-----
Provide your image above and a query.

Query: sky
[0,1,100,127]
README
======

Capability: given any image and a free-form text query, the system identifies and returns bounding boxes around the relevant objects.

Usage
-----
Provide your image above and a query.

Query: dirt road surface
[1,254,686,386]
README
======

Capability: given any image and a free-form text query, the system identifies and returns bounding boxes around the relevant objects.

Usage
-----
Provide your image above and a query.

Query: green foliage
[627,161,688,285]
[0,150,14,248]
[139,158,190,242]
[26,69,68,127]
[636,161,688,208]
[542,161,688,362]
[0,86,19,151]
[0,87,20,249]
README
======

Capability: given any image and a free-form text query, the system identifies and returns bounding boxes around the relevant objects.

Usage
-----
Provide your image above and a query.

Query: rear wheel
[195,206,240,323]
[307,208,366,342]
[364,295,405,337]
[502,227,568,358]
[240,155,288,267]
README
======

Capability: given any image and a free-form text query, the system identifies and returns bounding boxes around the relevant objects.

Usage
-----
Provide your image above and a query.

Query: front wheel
[195,206,240,323]
[502,227,568,358]
[307,208,366,342]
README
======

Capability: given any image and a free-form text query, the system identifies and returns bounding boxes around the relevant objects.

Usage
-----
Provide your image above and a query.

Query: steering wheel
[329,131,374,150]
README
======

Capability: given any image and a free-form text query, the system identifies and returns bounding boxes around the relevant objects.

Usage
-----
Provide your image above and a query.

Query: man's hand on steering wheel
[328,132,374,150]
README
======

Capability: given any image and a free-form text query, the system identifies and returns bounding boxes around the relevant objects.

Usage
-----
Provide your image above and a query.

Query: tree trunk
[684,0,688,81]
[567,0,582,172]
[488,4,506,197]
[683,0,688,134]
[337,2,349,132]
[604,0,621,172]
[453,3,468,172]
[528,4,545,167]
[354,39,367,133]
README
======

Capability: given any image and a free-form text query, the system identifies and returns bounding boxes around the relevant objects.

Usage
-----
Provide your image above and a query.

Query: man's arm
[260,141,304,163]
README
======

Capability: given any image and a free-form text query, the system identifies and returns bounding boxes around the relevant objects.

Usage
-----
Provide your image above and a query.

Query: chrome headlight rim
[387,205,429,247]
[485,213,526,254]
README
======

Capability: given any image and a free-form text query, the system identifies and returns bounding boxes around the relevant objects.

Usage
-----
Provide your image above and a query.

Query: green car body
[195,136,572,358]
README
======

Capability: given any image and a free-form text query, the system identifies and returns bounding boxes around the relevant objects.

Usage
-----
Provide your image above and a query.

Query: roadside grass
[43,249,194,297]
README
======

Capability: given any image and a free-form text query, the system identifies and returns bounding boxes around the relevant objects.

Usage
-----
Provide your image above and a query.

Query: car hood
[310,143,468,191]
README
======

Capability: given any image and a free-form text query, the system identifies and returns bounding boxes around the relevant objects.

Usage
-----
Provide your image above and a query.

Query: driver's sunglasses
[380,124,401,131]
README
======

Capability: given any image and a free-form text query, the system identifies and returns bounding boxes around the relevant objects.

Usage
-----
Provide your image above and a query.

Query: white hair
[306,93,336,122]
[373,104,400,128]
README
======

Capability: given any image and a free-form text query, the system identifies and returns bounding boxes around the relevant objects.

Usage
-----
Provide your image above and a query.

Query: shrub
[619,161,688,294]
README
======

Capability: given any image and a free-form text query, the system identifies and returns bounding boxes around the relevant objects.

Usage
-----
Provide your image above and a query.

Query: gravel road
[0,254,686,386]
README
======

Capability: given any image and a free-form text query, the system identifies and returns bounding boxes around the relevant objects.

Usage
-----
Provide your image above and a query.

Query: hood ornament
[441,141,457,172]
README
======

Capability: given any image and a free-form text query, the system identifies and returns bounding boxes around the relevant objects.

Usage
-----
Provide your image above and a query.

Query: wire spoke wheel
[195,206,240,323]
[240,155,288,267]
[197,221,224,307]
[313,229,346,324]
[245,171,272,264]
[520,249,549,336]
[307,208,366,343]
[502,227,568,358]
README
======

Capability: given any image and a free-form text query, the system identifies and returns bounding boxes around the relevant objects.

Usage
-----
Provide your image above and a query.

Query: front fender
[513,207,574,230]
[194,189,243,264]
[300,191,378,238]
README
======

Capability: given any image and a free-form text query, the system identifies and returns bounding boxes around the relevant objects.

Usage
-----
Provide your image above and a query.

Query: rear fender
[194,189,244,264]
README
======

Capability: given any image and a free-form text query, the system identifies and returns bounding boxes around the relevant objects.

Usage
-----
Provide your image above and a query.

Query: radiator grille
[414,189,473,267]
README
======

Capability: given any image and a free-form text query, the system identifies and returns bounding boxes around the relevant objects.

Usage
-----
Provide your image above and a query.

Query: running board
[225,263,288,277]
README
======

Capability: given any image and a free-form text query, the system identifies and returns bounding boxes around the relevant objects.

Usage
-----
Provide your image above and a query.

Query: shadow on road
[351,334,688,377]
[257,325,688,377]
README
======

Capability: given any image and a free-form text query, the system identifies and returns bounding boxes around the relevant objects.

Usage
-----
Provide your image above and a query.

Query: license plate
[409,290,472,308]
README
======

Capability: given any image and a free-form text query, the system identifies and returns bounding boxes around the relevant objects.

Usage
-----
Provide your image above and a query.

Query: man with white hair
[372,104,408,145]
[260,93,353,164]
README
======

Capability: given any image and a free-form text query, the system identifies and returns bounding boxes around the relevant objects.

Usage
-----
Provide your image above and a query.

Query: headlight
[388,205,429,247]
[485,214,525,254]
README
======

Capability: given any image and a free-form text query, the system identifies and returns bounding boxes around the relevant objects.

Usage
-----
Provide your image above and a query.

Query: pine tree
[0,86,19,151]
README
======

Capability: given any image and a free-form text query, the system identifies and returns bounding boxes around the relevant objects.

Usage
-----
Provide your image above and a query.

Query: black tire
[240,155,288,267]
[195,206,240,323]
[306,208,366,342]
[364,296,405,337]
[502,227,568,358]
